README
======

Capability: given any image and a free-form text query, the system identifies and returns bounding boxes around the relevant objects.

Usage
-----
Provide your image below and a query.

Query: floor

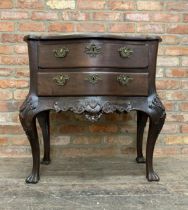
[0,156,188,210]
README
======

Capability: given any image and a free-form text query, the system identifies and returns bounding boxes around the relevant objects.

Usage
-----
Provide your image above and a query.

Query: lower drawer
[37,72,148,96]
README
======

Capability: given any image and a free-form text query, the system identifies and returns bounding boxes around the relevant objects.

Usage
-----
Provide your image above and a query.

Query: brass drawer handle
[117,75,133,86]
[118,47,133,58]
[53,73,69,86]
[53,47,69,58]
[85,74,102,84]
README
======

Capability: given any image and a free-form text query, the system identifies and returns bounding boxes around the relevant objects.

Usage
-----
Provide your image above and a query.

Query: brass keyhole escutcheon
[53,73,69,86]
[118,47,133,58]
[53,47,69,58]
[85,74,102,85]
[117,75,133,86]
[85,43,101,57]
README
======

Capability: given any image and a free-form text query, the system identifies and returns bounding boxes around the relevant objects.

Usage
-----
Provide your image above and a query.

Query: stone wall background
[0,0,188,157]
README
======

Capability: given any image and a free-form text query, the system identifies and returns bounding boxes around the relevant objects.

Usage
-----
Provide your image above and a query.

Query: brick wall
[0,0,188,157]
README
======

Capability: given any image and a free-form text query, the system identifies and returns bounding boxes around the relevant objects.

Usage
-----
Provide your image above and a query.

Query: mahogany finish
[19,34,166,184]
[38,41,149,69]
[37,72,148,96]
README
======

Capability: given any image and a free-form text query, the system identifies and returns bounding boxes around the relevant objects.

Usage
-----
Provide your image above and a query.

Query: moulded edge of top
[23,33,162,42]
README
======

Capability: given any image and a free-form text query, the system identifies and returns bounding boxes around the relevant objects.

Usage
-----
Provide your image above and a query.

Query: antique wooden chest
[19,34,166,183]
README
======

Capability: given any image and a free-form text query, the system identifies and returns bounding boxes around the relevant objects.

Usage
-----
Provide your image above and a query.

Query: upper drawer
[38,40,149,69]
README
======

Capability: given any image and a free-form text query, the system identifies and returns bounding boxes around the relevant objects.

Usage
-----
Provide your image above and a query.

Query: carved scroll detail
[53,99,132,122]
[149,95,166,119]
[19,95,39,137]
[19,95,38,119]
[85,113,103,122]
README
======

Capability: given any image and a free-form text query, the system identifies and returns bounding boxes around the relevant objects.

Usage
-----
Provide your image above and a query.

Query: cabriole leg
[37,111,51,165]
[146,117,165,181]
[19,95,40,184]
[145,94,166,181]
[19,115,40,184]
[136,111,148,163]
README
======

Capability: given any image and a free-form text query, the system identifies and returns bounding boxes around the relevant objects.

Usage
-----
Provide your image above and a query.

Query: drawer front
[38,40,149,69]
[37,72,148,96]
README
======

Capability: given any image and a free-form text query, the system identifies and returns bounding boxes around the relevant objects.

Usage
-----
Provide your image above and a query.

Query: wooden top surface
[24,33,162,42]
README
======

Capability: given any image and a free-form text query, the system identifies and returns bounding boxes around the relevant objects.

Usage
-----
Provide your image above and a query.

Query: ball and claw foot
[147,171,160,182]
[41,158,51,165]
[136,156,146,163]
[25,173,40,184]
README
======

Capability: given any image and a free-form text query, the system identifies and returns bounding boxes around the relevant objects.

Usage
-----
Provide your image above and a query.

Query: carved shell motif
[53,99,132,122]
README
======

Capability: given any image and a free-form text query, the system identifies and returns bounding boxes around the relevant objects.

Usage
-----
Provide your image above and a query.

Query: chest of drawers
[19,34,166,184]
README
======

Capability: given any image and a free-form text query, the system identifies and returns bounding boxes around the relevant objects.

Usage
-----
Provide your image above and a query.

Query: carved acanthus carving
[85,113,103,122]
[19,95,38,122]
[149,95,166,119]
[53,99,132,122]
[19,95,38,141]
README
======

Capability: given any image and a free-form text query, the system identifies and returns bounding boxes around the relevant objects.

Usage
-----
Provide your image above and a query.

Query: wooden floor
[0,156,188,210]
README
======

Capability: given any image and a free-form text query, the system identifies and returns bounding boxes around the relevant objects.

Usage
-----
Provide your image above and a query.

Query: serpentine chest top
[19,34,166,184]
